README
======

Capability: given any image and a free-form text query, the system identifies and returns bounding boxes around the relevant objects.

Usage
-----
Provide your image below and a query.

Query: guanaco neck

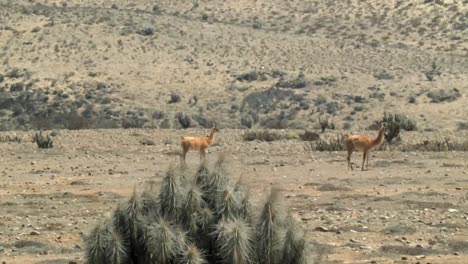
[207,128,217,145]
[372,128,385,147]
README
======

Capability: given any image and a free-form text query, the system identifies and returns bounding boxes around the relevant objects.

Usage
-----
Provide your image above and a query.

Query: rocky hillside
[0,0,467,131]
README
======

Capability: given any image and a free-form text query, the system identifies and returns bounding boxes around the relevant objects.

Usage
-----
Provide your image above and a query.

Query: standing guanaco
[180,123,219,166]
[344,125,386,171]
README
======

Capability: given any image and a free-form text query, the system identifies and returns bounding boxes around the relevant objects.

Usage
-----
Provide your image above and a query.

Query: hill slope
[0,0,467,131]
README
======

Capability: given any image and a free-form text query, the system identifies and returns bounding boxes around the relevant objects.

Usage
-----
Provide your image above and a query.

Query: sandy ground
[0,129,467,264]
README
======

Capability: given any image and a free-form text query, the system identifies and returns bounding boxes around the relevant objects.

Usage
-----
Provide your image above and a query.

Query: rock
[415,255,425,260]
[448,208,458,213]
[315,226,330,232]
[30,231,40,235]
[401,256,408,260]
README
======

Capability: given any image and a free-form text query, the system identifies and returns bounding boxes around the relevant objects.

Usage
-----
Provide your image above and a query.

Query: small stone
[315,226,330,232]
[401,256,408,260]
[448,208,458,213]
[30,231,40,235]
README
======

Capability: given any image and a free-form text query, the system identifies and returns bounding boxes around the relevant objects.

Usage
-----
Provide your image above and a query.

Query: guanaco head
[212,122,219,132]
[378,121,387,132]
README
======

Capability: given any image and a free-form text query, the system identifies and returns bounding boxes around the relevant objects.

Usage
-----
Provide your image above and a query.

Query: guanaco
[344,125,386,171]
[180,123,219,166]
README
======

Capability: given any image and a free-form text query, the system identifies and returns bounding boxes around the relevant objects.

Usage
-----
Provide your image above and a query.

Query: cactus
[215,219,256,264]
[85,158,310,264]
[85,221,128,264]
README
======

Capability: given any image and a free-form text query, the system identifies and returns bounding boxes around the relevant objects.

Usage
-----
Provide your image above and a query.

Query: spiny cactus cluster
[85,156,309,264]
[382,112,417,143]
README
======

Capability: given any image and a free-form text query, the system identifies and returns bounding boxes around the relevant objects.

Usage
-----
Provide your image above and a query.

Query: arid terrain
[1,129,468,263]
[0,0,468,263]
[0,0,467,131]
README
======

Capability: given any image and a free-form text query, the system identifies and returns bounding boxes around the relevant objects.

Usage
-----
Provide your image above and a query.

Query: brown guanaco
[344,125,386,171]
[180,123,219,166]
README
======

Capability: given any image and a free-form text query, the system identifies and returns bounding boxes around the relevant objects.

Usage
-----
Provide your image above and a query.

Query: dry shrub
[242,130,283,142]
[400,138,468,152]
[304,134,345,152]
[299,130,320,141]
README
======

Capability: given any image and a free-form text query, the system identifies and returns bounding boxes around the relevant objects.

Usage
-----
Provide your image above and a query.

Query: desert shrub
[369,92,385,102]
[299,130,320,141]
[136,27,155,36]
[342,122,352,130]
[0,134,22,143]
[10,82,24,92]
[242,130,283,142]
[240,115,254,128]
[32,131,54,148]
[373,112,417,143]
[84,157,310,264]
[304,134,345,152]
[169,93,182,104]
[318,116,332,133]
[424,61,441,81]
[313,76,337,86]
[457,121,468,130]
[400,138,468,152]
[260,117,289,129]
[276,73,307,89]
[176,112,192,129]
[373,71,394,80]
[325,102,340,115]
[63,110,89,130]
[427,88,461,103]
[241,88,294,115]
[236,71,259,82]
[152,110,165,120]
[6,68,22,78]
[122,117,146,129]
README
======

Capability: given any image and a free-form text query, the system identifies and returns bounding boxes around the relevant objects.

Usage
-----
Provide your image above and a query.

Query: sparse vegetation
[318,116,333,133]
[304,134,345,152]
[0,134,22,143]
[32,131,54,149]
[457,121,468,130]
[374,112,417,143]
[427,88,461,103]
[242,130,283,142]
[176,112,192,129]
[84,157,310,264]
[424,61,442,81]
[401,138,468,152]
[299,130,320,141]
[169,93,182,104]
[276,73,307,89]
